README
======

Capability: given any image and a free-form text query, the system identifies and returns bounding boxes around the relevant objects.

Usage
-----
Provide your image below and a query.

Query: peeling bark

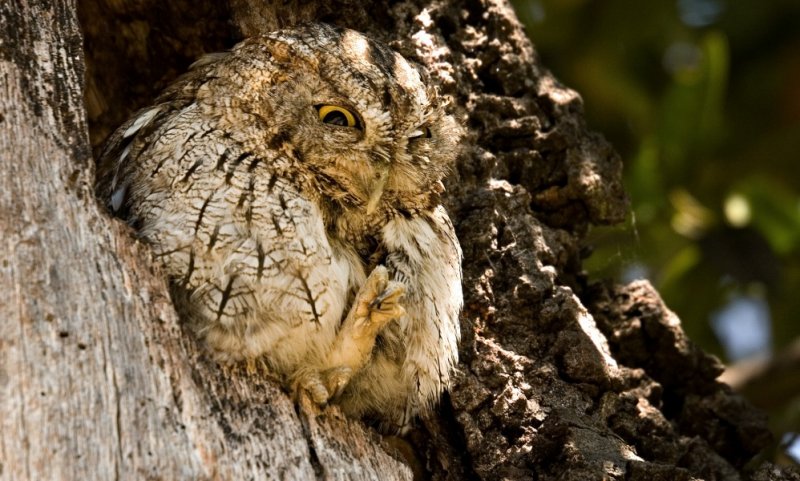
[2,0,798,480]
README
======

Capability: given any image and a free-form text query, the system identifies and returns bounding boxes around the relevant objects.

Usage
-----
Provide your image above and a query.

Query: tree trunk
[1,0,795,480]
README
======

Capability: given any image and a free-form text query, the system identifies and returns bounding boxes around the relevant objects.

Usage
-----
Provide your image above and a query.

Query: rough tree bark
[1,0,797,480]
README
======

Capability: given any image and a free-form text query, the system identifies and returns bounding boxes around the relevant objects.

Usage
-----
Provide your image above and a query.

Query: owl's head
[196,24,462,217]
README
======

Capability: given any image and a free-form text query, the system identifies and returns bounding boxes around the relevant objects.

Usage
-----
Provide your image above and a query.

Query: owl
[97,23,463,432]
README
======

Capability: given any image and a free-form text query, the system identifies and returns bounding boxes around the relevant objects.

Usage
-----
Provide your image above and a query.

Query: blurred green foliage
[512,0,800,461]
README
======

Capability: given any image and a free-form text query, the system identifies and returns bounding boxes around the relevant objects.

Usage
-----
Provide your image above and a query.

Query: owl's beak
[366,168,390,215]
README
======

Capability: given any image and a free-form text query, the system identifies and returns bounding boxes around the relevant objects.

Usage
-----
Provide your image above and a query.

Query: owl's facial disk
[313,105,387,212]
[253,25,462,213]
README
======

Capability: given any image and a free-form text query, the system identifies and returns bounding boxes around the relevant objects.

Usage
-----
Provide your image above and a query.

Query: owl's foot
[322,366,354,399]
[349,265,406,338]
[245,357,272,376]
[215,354,273,379]
[292,366,354,407]
[246,358,256,375]
[293,368,330,406]
[367,281,405,327]
[322,266,405,374]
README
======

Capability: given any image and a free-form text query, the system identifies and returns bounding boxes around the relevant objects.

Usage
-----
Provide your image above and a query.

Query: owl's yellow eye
[316,105,361,129]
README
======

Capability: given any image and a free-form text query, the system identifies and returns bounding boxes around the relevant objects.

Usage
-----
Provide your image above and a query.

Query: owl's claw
[368,281,406,325]
[242,357,273,377]
[293,368,331,406]
[370,282,404,309]
[323,366,354,399]
[246,358,257,376]
[351,266,406,335]
[215,354,272,378]
[292,366,354,407]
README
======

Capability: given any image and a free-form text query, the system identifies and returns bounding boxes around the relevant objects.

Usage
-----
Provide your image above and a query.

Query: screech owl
[97,23,463,432]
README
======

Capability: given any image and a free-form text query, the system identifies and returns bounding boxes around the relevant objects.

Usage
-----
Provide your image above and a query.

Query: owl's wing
[96,104,173,215]
[381,206,463,414]
[97,101,354,367]
[96,55,229,214]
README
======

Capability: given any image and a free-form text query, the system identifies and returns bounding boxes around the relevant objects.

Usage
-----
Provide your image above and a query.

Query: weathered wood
[0,1,409,480]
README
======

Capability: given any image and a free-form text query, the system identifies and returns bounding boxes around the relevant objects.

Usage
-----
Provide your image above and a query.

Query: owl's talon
[366,281,406,329]
[293,368,332,407]
[370,282,405,310]
[297,389,323,416]
[323,366,354,399]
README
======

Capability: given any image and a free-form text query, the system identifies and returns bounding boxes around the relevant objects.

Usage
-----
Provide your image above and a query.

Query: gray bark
[1,1,408,480]
[2,0,797,480]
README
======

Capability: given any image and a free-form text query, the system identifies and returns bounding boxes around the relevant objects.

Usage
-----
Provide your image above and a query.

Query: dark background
[512,0,800,463]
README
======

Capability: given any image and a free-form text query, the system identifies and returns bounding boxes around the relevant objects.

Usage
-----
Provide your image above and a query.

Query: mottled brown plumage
[97,23,463,432]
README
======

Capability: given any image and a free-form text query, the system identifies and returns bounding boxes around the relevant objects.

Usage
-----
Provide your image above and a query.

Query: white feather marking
[119,144,131,163]
[123,106,162,139]
[110,185,127,212]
